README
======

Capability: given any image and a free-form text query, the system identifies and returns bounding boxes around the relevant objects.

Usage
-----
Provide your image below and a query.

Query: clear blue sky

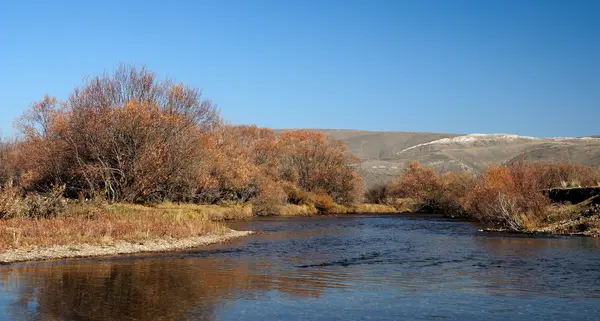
[1,0,598,137]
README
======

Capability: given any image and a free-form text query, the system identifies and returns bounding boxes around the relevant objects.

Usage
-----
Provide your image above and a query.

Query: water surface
[1,214,599,320]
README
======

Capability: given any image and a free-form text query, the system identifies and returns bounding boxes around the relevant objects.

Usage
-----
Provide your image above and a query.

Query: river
[0,214,599,320]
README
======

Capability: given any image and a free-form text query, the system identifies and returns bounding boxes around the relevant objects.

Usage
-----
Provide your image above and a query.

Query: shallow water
[1,214,599,320]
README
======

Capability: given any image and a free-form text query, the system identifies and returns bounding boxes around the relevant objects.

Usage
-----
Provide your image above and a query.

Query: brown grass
[0,202,255,251]
[351,204,397,213]
[279,204,318,216]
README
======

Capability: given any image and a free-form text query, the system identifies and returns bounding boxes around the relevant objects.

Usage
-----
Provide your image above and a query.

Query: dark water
[1,214,600,321]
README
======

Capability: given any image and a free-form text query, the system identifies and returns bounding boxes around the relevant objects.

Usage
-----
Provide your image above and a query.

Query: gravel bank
[0,229,253,264]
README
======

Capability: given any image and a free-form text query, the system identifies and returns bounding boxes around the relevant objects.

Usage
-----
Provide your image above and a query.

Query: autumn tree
[388,161,441,201]
[278,130,363,203]
[17,65,220,202]
[12,66,365,212]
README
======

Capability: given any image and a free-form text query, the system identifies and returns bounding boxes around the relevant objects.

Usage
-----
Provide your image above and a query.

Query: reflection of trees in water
[1,257,347,321]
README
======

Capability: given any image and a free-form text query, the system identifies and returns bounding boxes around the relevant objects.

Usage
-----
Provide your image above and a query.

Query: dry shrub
[521,161,600,189]
[284,185,312,205]
[388,161,440,201]
[439,172,476,215]
[0,185,67,219]
[0,187,23,219]
[365,184,389,204]
[387,161,475,214]
[281,185,336,213]
[16,65,219,203]
[0,139,17,186]
[20,185,67,219]
[4,65,365,219]
[464,165,550,230]
[309,192,335,212]
[383,160,597,231]
[253,180,286,216]
[279,130,363,204]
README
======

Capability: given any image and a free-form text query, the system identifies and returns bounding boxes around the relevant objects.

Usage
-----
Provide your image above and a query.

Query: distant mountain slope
[317,130,600,187]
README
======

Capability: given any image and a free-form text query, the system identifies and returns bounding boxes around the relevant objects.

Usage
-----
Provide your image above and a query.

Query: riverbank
[0,202,255,264]
[0,229,253,264]
[0,201,399,264]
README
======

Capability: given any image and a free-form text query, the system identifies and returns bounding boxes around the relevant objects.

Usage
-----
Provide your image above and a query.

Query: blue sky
[1,0,598,137]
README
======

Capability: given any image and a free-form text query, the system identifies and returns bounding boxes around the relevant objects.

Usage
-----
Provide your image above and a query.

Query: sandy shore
[0,229,253,264]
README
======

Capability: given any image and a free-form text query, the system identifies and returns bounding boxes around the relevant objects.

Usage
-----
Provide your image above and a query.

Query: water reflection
[0,215,599,321]
[1,256,355,320]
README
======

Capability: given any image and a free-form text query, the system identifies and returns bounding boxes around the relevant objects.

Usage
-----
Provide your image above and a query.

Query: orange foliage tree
[15,65,219,202]
[463,164,551,229]
[5,66,365,212]
[278,130,363,204]
[387,161,474,214]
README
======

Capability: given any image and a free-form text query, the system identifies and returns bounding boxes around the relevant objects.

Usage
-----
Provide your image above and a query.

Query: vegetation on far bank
[367,160,600,235]
[0,65,391,252]
[1,65,599,257]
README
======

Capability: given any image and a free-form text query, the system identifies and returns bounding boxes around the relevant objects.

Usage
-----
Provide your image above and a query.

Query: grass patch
[0,202,252,251]
[279,204,318,216]
[110,203,254,221]
[351,204,397,213]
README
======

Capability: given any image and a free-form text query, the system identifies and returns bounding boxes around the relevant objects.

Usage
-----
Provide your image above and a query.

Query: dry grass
[351,204,397,213]
[279,204,318,216]
[534,215,600,236]
[135,203,254,221]
[0,202,254,251]
[279,203,398,215]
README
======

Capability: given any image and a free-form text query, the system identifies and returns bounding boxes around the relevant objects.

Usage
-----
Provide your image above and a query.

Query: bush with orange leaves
[463,164,552,230]
[278,130,363,204]
[384,160,600,229]
[387,161,474,215]
[196,127,364,211]
[12,66,220,203]
[2,66,365,217]
[465,161,600,230]
[0,139,15,186]
[509,161,600,189]
[195,126,263,204]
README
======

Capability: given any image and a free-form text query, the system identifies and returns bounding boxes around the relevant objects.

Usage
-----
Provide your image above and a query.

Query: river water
[0,214,599,320]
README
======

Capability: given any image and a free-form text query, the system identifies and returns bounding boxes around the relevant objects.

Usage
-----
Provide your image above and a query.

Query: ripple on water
[0,214,599,320]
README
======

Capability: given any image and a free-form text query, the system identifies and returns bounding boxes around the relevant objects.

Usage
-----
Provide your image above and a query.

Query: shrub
[284,185,312,205]
[21,185,67,219]
[0,185,67,219]
[0,187,23,219]
[365,184,389,204]
[524,162,600,189]
[439,172,476,216]
[309,192,335,212]
[253,180,286,216]
[6,66,366,214]
[278,130,364,204]
[388,161,441,201]
[387,161,474,214]
[463,166,550,230]
[16,65,219,203]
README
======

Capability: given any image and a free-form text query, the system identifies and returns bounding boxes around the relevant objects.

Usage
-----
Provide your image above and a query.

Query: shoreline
[0,229,253,265]
[480,228,594,237]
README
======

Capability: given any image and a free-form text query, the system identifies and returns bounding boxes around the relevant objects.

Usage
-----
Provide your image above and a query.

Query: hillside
[318,130,600,187]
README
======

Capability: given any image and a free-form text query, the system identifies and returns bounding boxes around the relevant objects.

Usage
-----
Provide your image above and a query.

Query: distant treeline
[367,161,600,231]
[0,65,363,216]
